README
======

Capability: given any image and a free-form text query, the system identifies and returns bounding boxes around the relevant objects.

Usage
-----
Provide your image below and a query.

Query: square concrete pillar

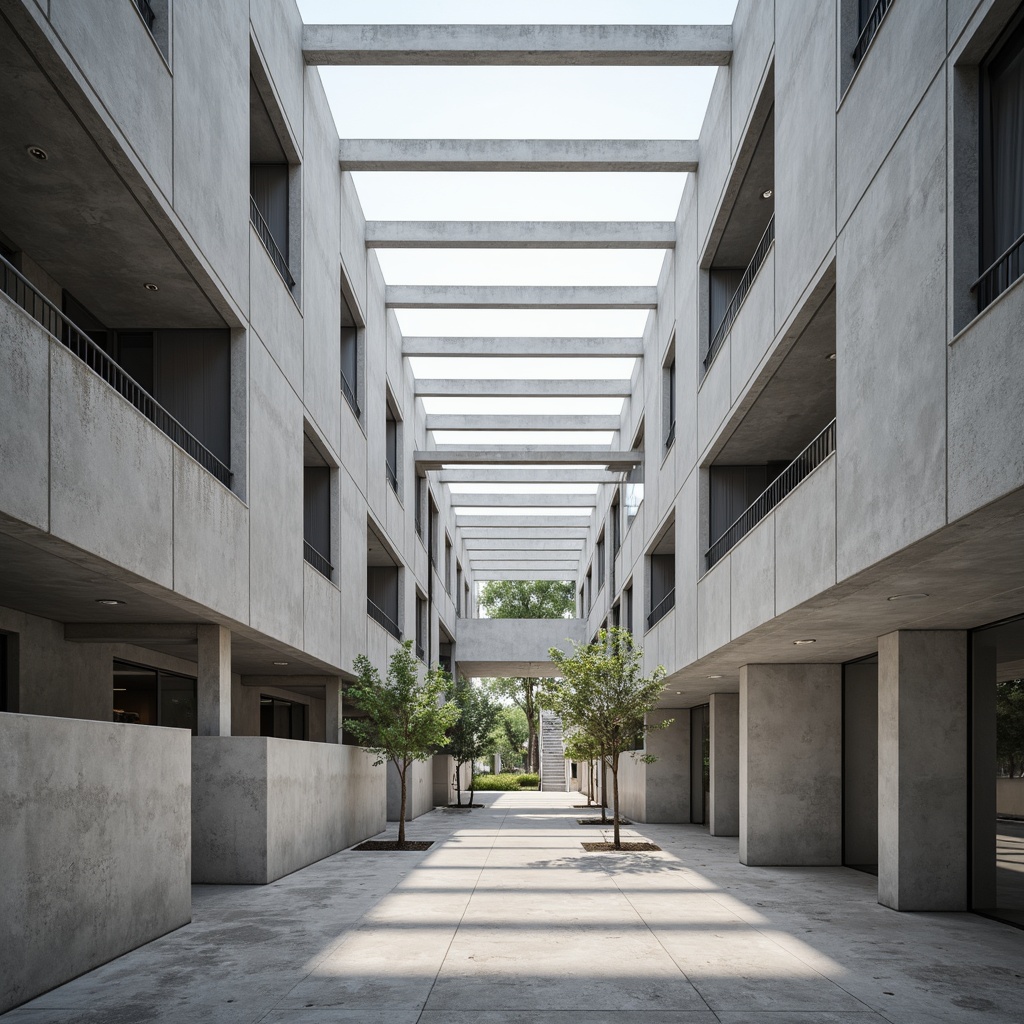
[197,624,231,736]
[709,692,739,837]
[877,630,968,911]
[740,664,842,865]
[325,678,343,744]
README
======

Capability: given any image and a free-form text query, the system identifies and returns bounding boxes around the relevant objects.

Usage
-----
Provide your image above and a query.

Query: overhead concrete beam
[344,140,697,172]
[462,538,585,550]
[304,24,732,66]
[417,447,641,469]
[467,552,583,562]
[450,493,596,507]
[367,220,677,248]
[457,515,592,529]
[405,337,644,358]
[415,379,632,397]
[65,623,198,644]
[471,562,581,572]
[439,468,621,483]
[387,285,658,309]
[470,570,578,581]
[458,527,590,539]
[426,414,622,431]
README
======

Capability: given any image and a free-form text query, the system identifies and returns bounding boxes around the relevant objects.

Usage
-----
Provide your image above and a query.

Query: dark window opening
[624,584,634,635]
[113,659,197,733]
[596,532,606,593]
[611,495,621,556]
[853,0,894,65]
[444,535,453,594]
[429,498,439,567]
[977,13,1024,310]
[0,633,9,712]
[665,358,676,449]
[340,293,360,416]
[250,71,294,290]
[416,596,427,661]
[260,694,308,741]
[368,526,402,640]
[385,403,399,493]
[304,471,331,578]
[415,476,425,538]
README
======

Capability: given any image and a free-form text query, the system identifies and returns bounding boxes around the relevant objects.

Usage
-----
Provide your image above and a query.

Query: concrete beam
[427,414,622,432]
[368,221,676,248]
[304,24,733,66]
[458,527,590,539]
[467,552,583,562]
[65,623,198,644]
[344,140,697,172]
[387,285,658,309]
[450,493,596,507]
[463,538,585,550]
[471,562,580,572]
[439,468,621,483]
[415,379,632,397]
[470,570,577,581]
[405,337,644,358]
[457,516,592,529]
[416,447,641,469]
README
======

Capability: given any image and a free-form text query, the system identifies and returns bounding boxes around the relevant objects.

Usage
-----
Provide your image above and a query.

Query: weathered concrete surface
[709,692,739,837]
[456,617,588,678]
[387,285,658,309]
[369,221,676,248]
[304,23,733,65]
[342,139,698,172]
[406,337,644,358]
[191,737,385,884]
[9,793,1024,1024]
[0,714,191,1014]
[387,757,434,821]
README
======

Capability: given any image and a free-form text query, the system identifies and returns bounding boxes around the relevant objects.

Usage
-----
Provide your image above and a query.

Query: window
[596,532,606,593]
[429,497,439,568]
[664,356,676,449]
[624,584,634,635]
[303,435,332,579]
[625,424,645,530]
[340,290,361,417]
[260,694,308,741]
[585,567,593,614]
[415,475,425,538]
[367,524,402,639]
[416,595,427,661]
[444,535,453,594]
[0,633,9,712]
[611,495,621,557]
[385,397,399,494]
[113,660,197,733]
[456,563,463,616]
[978,13,1024,310]
[852,0,893,66]
[647,521,676,630]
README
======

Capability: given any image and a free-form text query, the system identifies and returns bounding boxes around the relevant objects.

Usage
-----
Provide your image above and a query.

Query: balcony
[0,252,232,487]
[303,541,333,579]
[367,597,401,640]
[250,196,295,290]
[646,588,675,630]
[974,230,1024,313]
[706,419,836,571]
[852,0,893,65]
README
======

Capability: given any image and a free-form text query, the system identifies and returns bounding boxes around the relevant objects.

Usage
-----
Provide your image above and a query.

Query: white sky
[297,0,736,496]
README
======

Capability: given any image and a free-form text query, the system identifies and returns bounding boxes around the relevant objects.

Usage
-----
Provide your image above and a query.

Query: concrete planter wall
[0,714,192,1014]
[192,736,385,884]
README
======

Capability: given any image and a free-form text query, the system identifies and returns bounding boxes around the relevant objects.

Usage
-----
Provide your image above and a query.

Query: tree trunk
[454,762,462,806]
[398,761,407,844]
[612,756,621,849]
[527,723,538,773]
[586,760,594,806]
[470,768,476,806]
[600,758,608,823]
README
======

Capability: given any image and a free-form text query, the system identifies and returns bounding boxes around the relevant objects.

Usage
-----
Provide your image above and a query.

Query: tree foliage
[488,705,529,770]
[563,729,604,810]
[543,627,668,848]
[997,678,1024,778]
[442,678,502,805]
[478,580,576,771]
[345,641,459,843]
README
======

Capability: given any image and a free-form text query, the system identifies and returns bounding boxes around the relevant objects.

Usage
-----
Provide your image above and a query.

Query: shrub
[473,772,539,791]
[517,773,539,787]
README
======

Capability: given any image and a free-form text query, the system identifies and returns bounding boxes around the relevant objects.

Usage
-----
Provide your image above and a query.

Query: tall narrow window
[444,535,453,594]
[429,497,439,568]
[596,532,606,592]
[415,475,424,538]
[978,15,1024,310]
[303,436,332,579]
[611,495,621,556]
[340,292,360,416]
[415,595,427,661]
[385,400,399,494]
[625,584,634,635]
[664,358,676,449]
[625,424,645,528]
[456,563,463,615]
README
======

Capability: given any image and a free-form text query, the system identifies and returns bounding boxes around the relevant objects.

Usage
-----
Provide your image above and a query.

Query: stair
[539,709,567,792]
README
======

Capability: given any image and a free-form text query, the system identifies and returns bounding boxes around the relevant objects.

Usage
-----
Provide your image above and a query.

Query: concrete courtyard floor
[5,791,1024,1024]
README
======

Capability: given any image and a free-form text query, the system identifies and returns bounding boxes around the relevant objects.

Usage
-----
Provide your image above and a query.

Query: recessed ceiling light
[96,598,125,606]
[793,639,817,645]
[887,593,929,601]
[827,352,837,360]
[762,188,773,199]
[675,691,681,695]
[273,661,289,666]
[143,282,159,292]
[708,674,722,679]
[26,145,48,161]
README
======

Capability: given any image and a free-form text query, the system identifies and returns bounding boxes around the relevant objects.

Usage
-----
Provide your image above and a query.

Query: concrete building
[1,0,1023,1013]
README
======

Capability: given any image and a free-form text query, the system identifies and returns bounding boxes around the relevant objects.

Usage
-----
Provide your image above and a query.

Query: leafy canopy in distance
[997,678,1024,778]
[442,677,502,806]
[345,640,459,843]
[544,627,668,849]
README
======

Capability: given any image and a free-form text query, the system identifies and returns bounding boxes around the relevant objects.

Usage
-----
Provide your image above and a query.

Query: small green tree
[563,729,603,809]
[345,641,460,844]
[545,627,668,849]
[488,705,529,770]
[443,678,502,806]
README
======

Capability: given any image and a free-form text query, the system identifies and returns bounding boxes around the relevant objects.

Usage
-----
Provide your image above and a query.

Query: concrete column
[878,630,968,911]
[196,625,231,736]
[709,692,739,837]
[740,664,842,865]
[324,678,343,744]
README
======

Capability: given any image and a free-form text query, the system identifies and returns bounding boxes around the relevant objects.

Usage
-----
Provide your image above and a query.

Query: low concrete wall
[997,777,1024,818]
[192,737,385,884]
[388,757,434,820]
[0,713,191,1014]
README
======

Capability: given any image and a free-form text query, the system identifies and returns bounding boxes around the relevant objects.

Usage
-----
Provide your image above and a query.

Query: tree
[563,729,604,811]
[488,705,529,771]
[345,641,460,844]
[544,627,668,849]
[479,580,576,771]
[997,678,1024,778]
[443,677,502,806]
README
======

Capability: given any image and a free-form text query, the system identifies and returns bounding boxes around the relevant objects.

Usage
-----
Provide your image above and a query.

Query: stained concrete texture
[5,792,1024,1024]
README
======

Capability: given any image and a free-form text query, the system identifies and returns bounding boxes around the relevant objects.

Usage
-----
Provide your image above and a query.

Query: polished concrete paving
[5,791,1024,1023]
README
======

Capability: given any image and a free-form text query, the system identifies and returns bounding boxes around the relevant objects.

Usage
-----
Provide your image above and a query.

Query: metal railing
[133,0,156,31]
[704,216,774,372]
[303,541,333,579]
[249,196,295,290]
[0,252,232,486]
[705,418,836,571]
[665,419,676,449]
[853,0,893,64]
[415,642,425,661]
[647,588,675,630]
[973,230,1024,312]
[341,372,360,417]
[385,459,398,493]
[367,598,401,640]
